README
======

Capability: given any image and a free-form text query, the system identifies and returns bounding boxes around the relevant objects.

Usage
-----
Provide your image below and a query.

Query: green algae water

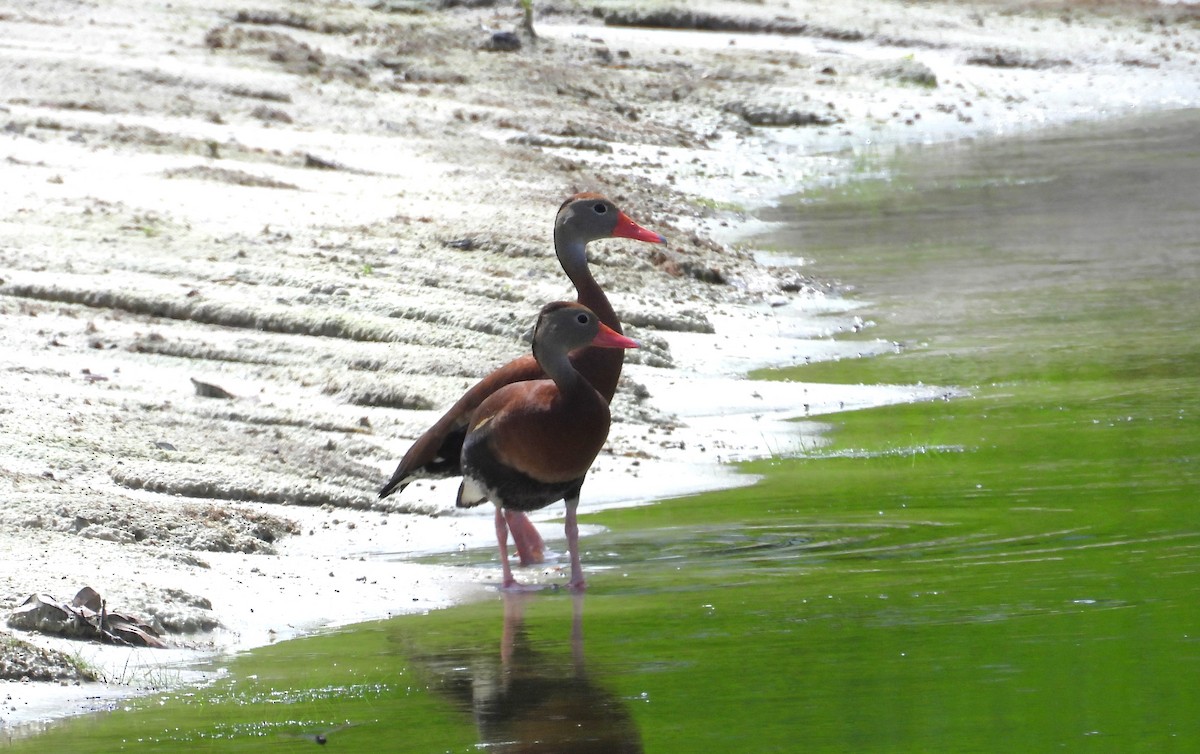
[7,111,1200,752]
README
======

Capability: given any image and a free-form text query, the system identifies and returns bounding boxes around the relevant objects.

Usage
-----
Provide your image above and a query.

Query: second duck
[457,301,639,592]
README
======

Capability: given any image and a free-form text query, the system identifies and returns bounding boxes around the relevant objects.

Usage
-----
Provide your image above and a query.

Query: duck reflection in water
[432,593,643,754]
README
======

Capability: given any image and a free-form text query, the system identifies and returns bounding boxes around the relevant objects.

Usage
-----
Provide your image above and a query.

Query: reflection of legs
[494,506,516,588]
[501,592,532,668]
[564,495,585,592]
[505,509,546,565]
[570,591,585,673]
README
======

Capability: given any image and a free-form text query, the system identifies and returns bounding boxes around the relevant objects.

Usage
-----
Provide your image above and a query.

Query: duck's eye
[592,203,607,214]
[576,313,589,324]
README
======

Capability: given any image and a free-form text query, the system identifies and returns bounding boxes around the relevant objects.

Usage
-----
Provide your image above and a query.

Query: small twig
[520,0,537,42]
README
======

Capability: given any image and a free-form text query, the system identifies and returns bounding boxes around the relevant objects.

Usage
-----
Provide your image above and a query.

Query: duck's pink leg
[494,506,517,589]
[505,509,546,565]
[563,496,586,592]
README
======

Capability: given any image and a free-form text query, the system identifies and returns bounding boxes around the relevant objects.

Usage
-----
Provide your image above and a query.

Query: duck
[457,301,638,591]
[378,194,663,563]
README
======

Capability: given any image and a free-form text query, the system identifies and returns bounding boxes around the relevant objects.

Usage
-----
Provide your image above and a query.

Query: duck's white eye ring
[592,203,607,214]
[576,313,589,324]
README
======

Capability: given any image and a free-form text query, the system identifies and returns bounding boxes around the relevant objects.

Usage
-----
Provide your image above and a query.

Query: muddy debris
[224,84,293,103]
[322,376,436,410]
[0,279,413,343]
[250,104,294,124]
[0,634,98,683]
[603,9,865,43]
[15,495,302,552]
[303,153,349,171]
[869,58,939,88]
[228,8,363,35]
[723,101,843,128]
[966,50,1073,70]
[203,24,370,84]
[509,133,613,153]
[484,31,522,52]
[8,587,166,649]
[164,165,299,189]
[622,308,713,335]
[108,465,376,516]
[133,588,221,635]
[191,377,237,399]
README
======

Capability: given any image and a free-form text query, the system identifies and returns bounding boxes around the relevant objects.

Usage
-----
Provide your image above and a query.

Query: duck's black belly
[462,448,586,512]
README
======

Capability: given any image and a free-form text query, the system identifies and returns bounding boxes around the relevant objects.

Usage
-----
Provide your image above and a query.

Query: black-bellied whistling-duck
[457,301,638,592]
[378,194,663,563]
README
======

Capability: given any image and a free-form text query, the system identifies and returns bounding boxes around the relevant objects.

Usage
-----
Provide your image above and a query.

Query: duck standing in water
[379,195,663,565]
[457,301,638,591]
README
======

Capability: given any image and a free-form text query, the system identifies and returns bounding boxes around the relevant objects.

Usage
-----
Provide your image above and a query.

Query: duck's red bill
[592,322,640,349]
[613,211,666,244]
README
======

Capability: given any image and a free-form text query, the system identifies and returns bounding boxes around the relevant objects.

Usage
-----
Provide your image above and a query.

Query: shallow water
[7,111,1200,752]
